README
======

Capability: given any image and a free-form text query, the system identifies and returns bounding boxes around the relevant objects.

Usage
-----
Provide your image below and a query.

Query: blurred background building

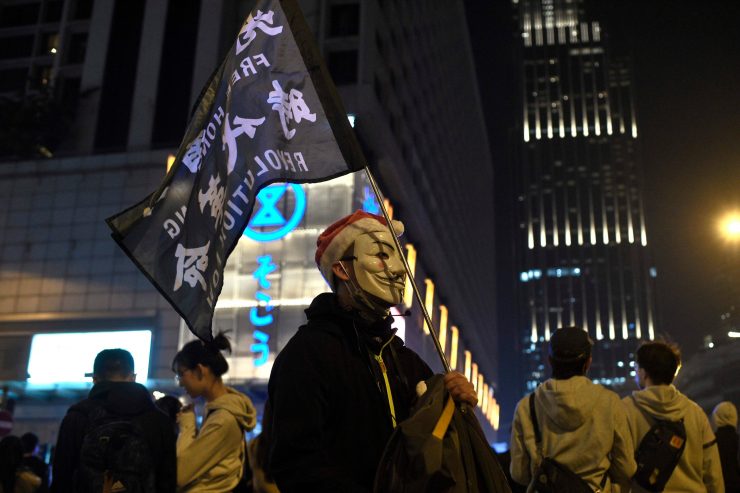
[0,0,501,447]
[496,0,658,417]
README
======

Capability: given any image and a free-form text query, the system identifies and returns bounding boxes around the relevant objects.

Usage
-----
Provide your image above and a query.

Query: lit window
[450,326,459,370]
[471,363,478,392]
[438,305,448,354]
[464,351,472,381]
[166,154,176,171]
[423,279,435,335]
[403,244,416,308]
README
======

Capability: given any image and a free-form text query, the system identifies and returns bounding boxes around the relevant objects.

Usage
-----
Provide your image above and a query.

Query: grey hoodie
[177,387,257,492]
[510,376,636,492]
[622,385,724,493]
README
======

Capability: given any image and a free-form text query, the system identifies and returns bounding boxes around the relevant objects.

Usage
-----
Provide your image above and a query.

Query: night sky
[466,1,740,362]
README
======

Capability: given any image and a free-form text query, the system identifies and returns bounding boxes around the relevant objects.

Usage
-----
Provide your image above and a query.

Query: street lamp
[718,212,740,242]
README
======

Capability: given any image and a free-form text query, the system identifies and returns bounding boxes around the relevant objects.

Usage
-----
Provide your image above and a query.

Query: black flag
[107,0,365,341]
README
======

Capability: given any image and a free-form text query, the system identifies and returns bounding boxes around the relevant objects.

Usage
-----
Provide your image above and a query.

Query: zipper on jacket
[373,337,397,428]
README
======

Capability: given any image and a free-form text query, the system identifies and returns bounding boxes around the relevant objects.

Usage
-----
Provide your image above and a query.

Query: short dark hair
[636,341,681,385]
[19,433,38,454]
[549,354,590,379]
[93,349,135,380]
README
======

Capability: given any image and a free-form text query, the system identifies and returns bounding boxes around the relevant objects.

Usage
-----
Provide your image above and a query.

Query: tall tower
[512,0,657,395]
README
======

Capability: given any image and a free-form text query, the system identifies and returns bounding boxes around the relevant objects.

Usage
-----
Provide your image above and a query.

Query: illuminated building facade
[0,0,500,443]
[511,0,657,394]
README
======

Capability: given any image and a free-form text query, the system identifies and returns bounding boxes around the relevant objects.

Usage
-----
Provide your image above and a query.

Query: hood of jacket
[711,400,738,430]
[205,386,257,431]
[84,381,155,416]
[630,384,690,421]
[536,376,602,431]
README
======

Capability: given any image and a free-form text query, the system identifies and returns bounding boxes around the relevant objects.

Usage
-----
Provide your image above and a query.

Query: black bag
[79,404,155,493]
[631,396,686,492]
[527,393,606,493]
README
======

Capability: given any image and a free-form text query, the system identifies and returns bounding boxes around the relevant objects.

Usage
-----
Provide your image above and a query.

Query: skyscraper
[510,0,657,395]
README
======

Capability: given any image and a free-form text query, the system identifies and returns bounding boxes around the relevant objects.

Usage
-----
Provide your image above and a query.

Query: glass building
[511,0,657,395]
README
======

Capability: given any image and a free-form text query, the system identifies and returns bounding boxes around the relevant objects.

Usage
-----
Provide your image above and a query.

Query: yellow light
[383,199,394,220]
[450,326,459,370]
[438,305,448,354]
[471,363,478,392]
[403,244,416,308]
[477,375,484,406]
[719,212,740,241]
[464,351,472,381]
[166,154,176,171]
[482,382,488,411]
[423,279,435,334]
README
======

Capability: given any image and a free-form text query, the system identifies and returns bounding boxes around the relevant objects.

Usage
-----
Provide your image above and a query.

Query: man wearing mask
[263,211,477,493]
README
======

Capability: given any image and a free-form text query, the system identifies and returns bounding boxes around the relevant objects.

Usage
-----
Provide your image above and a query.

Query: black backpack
[78,403,155,493]
[631,396,686,492]
[528,393,607,493]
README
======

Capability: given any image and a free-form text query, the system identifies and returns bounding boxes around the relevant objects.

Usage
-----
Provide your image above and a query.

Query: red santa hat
[315,210,405,287]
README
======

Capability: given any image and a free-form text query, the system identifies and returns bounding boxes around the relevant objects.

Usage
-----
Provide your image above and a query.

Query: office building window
[328,3,360,37]
[327,49,358,85]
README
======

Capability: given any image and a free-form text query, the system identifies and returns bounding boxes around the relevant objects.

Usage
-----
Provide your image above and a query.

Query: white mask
[350,231,405,306]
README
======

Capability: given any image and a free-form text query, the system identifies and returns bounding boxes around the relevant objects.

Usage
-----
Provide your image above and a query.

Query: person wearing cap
[262,210,477,493]
[50,349,176,493]
[622,341,724,492]
[509,326,636,492]
[711,401,740,492]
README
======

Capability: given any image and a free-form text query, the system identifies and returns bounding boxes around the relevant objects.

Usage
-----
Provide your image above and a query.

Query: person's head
[19,432,38,456]
[711,401,738,432]
[635,341,681,388]
[155,395,184,423]
[91,348,135,384]
[548,326,593,379]
[172,332,231,398]
[0,435,23,492]
[315,211,406,319]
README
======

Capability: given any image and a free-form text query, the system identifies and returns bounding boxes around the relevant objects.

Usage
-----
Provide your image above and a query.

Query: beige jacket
[176,387,257,492]
[622,385,724,493]
[510,376,636,492]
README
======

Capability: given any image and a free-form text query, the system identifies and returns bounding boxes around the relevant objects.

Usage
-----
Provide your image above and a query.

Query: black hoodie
[50,381,176,493]
[264,293,433,493]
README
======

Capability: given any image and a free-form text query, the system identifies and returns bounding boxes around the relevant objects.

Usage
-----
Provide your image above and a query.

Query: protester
[263,211,478,492]
[173,332,256,492]
[711,401,740,492]
[622,341,724,492]
[156,394,184,436]
[0,435,41,493]
[50,348,176,493]
[509,326,636,492]
[19,433,47,493]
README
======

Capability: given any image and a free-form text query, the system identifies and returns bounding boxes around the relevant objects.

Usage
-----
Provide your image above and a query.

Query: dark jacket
[50,381,176,493]
[264,293,433,493]
[716,425,740,493]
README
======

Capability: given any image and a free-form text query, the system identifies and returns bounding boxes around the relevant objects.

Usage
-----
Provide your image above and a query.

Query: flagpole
[363,166,452,374]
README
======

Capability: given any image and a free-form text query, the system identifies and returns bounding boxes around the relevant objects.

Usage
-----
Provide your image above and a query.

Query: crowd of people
[0,211,738,492]
[507,328,739,492]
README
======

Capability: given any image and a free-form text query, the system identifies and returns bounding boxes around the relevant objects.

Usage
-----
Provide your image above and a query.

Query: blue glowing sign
[243,183,306,242]
[362,185,380,214]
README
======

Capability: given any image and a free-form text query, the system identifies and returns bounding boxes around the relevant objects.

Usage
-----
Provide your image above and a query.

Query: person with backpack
[173,332,257,492]
[20,433,48,493]
[262,211,478,492]
[509,326,636,492]
[711,401,740,493]
[1,435,41,493]
[50,348,176,493]
[622,341,724,492]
